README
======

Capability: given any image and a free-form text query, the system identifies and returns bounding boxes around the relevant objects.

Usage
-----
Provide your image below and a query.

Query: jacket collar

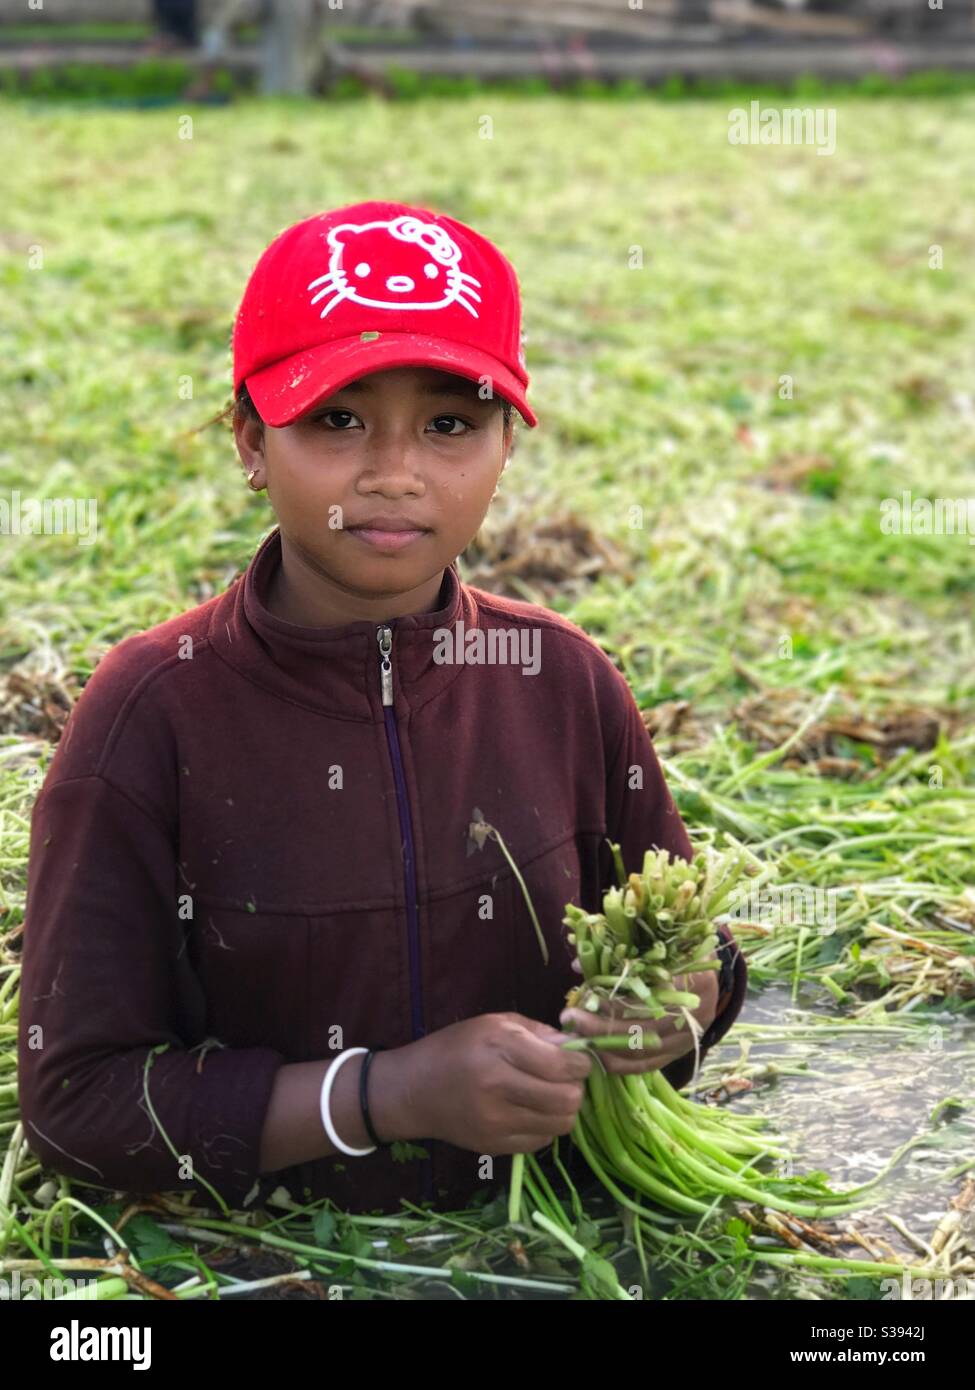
[208,525,477,720]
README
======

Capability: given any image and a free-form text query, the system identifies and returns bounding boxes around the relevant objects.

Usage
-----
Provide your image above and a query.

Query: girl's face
[234,366,513,622]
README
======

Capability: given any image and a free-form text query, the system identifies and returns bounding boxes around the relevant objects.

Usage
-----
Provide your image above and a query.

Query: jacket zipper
[376,624,434,1203]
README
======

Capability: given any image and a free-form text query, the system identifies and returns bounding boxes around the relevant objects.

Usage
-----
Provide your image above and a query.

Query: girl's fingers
[600,1033,698,1072]
[502,1073,588,1119]
[600,1054,672,1074]
[557,965,720,1075]
[504,1134,570,1154]
[507,1022,593,1082]
[560,1007,624,1033]
[560,1007,663,1040]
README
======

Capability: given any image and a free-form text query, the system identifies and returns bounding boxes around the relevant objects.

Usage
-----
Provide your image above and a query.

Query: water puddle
[702,985,975,1281]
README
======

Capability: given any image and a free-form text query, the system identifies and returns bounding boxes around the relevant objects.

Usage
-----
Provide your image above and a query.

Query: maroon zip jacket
[17,525,747,1214]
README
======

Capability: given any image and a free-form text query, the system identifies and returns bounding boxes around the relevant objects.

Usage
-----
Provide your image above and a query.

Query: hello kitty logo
[307,215,482,320]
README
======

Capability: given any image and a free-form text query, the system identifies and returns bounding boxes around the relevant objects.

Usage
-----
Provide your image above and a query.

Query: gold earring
[247,469,261,491]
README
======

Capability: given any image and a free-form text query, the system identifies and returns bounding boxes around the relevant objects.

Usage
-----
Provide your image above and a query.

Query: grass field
[1,92,973,1300]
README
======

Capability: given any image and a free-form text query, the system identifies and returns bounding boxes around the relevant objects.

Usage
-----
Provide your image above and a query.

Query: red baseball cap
[232,199,538,428]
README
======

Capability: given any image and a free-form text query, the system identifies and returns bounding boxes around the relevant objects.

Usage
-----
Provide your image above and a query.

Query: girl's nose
[385,275,414,293]
[360,436,426,484]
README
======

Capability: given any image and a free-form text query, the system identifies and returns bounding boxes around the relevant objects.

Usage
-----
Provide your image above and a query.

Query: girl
[17,200,746,1215]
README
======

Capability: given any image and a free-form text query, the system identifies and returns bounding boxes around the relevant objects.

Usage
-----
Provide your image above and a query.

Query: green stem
[530,1211,633,1300]
[606,839,628,889]
[606,1075,694,1195]
[575,1107,710,1216]
[489,827,549,966]
[525,1154,572,1234]
[561,1034,660,1053]
[55,1276,129,1301]
[141,1045,230,1216]
[632,1211,651,1293]
[579,1093,712,1214]
[508,1152,525,1226]
[520,1168,558,1229]
[626,1076,774,1178]
[551,1136,585,1225]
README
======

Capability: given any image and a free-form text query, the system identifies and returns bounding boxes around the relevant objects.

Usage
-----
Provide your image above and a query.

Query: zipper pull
[377,625,393,706]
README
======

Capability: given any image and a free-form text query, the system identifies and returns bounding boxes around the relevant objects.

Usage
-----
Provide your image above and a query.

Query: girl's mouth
[347,527,430,553]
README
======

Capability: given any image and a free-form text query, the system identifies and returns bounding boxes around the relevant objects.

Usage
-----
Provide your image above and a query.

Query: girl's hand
[559,963,719,1075]
[403,1012,593,1154]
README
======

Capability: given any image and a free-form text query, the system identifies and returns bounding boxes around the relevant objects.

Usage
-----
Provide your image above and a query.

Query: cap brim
[245,332,538,429]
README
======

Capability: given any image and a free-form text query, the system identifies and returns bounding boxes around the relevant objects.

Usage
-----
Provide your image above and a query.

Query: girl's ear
[233,412,268,490]
[504,415,516,461]
[233,411,266,466]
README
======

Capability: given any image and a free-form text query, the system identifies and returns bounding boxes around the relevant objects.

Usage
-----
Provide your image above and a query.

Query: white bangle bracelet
[319,1048,377,1157]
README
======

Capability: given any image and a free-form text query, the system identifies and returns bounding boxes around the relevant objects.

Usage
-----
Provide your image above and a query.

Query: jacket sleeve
[17,773,285,1209]
[601,665,749,1089]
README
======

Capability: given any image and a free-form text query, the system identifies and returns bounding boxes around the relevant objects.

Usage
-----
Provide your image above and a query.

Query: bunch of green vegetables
[566,842,751,1033]
[509,841,912,1230]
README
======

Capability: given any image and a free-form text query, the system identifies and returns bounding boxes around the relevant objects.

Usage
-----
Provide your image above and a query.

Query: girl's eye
[314,409,361,430]
[307,410,471,435]
[428,415,471,436]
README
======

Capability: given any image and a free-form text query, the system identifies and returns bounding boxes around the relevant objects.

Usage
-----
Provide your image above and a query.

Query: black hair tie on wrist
[360,1047,386,1148]
[714,926,736,999]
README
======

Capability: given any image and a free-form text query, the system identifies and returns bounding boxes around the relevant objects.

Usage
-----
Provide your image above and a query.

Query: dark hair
[230,381,516,436]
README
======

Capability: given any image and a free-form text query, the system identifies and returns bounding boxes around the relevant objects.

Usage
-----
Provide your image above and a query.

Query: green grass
[0,21,419,45]
[0,91,973,1299]
[0,23,155,43]
[5,62,975,105]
